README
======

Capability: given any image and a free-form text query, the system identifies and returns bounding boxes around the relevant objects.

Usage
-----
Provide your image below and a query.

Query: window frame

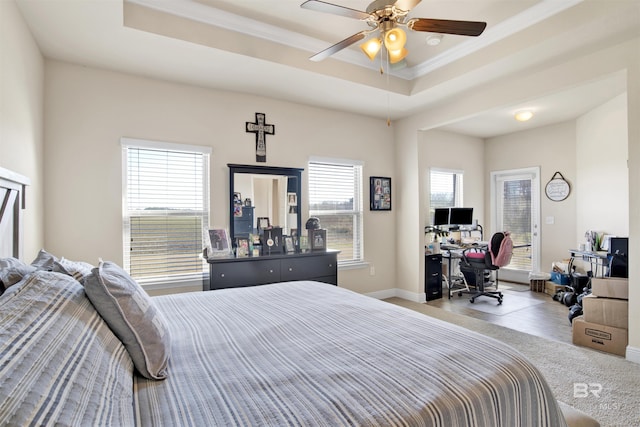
[308,158,364,267]
[429,168,464,224]
[121,137,211,289]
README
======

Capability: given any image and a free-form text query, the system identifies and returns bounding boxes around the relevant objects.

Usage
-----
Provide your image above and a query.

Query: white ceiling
[15,0,638,138]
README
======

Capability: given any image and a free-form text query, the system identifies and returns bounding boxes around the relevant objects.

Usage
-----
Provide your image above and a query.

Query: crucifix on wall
[245,112,275,162]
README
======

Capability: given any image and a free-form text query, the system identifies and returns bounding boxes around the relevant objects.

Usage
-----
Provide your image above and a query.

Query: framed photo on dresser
[208,228,232,257]
[310,229,327,251]
[236,238,249,257]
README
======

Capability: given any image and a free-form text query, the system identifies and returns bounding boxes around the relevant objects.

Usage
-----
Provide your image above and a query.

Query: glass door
[491,167,540,283]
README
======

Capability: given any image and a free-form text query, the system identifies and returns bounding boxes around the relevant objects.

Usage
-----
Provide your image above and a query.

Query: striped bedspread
[0,272,135,426]
[136,281,566,426]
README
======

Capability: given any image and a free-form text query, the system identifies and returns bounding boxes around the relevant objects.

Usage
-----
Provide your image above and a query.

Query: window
[308,160,363,265]
[429,168,463,223]
[121,138,210,285]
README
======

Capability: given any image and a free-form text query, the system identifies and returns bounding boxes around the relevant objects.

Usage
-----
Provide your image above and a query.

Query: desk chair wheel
[471,294,503,304]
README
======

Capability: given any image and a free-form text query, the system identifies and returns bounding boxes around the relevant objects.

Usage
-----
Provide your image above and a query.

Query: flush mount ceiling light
[514,110,534,122]
[425,34,443,46]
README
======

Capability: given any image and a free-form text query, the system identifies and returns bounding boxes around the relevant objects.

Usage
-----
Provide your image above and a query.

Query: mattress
[135,280,566,426]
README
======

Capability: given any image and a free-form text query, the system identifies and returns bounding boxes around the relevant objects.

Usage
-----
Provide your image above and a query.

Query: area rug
[498,282,532,292]
[385,297,640,427]
[465,292,544,315]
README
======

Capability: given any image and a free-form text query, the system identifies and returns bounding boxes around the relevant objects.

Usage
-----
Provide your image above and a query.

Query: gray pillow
[0,258,36,290]
[0,265,37,288]
[30,249,58,270]
[0,257,26,270]
[84,261,170,380]
[53,258,94,282]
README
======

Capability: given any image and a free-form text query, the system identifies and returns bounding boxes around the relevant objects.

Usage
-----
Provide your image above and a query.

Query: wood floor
[426,280,574,344]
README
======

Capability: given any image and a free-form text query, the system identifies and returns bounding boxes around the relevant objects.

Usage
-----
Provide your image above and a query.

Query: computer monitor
[433,208,450,226]
[449,207,473,226]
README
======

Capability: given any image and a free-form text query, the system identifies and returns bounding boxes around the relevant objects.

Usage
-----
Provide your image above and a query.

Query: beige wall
[576,93,629,238]
[420,129,485,225]
[42,61,396,295]
[625,52,640,363]
[0,0,44,260]
[393,115,422,301]
[485,121,577,272]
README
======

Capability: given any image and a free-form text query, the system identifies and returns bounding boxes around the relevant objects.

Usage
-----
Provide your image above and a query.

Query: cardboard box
[582,294,628,329]
[545,281,567,296]
[591,277,629,300]
[572,316,628,356]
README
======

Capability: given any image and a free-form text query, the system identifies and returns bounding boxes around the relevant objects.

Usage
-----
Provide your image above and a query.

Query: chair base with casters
[460,250,503,305]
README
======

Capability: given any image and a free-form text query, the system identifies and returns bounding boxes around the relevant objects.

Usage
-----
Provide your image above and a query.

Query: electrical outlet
[369,265,375,276]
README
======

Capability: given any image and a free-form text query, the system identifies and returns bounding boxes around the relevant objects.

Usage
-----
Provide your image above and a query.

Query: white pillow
[84,261,170,380]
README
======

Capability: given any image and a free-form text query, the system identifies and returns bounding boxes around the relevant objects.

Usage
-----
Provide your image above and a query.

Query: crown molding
[127,0,583,81]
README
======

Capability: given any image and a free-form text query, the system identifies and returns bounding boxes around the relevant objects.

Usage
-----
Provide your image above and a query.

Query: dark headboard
[0,167,30,259]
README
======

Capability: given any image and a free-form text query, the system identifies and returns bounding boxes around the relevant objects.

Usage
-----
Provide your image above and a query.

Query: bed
[0,168,593,426]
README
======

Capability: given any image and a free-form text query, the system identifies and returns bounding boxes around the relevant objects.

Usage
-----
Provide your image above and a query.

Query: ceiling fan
[301,0,487,63]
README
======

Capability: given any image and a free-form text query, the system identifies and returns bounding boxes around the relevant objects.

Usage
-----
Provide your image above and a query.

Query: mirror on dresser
[228,164,303,246]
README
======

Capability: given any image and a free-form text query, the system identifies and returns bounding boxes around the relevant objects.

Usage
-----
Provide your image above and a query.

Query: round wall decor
[545,171,571,201]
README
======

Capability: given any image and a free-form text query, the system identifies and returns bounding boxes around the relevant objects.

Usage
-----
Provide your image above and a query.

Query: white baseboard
[365,288,424,303]
[364,289,397,300]
[626,345,640,364]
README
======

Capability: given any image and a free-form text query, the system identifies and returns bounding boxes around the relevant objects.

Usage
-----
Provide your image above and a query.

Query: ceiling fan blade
[394,0,421,12]
[408,18,487,36]
[301,0,371,20]
[309,31,367,62]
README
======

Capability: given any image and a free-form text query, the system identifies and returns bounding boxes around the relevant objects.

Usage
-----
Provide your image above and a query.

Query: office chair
[459,246,503,305]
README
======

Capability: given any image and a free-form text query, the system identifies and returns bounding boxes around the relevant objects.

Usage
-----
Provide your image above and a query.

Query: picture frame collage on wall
[370,176,391,211]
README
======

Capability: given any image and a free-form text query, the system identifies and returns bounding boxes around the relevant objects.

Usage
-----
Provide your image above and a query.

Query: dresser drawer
[210,259,280,289]
[207,250,340,291]
[281,254,337,281]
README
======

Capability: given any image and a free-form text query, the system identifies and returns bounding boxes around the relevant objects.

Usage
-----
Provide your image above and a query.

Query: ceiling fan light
[360,38,382,61]
[384,28,407,51]
[388,47,408,64]
[515,110,534,122]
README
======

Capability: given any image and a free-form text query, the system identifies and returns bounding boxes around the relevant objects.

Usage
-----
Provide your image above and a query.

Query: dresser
[425,254,443,301]
[207,250,339,291]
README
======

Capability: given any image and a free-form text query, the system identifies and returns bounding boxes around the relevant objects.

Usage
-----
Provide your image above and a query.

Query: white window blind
[308,160,363,264]
[430,169,463,222]
[496,175,533,270]
[122,138,210,284]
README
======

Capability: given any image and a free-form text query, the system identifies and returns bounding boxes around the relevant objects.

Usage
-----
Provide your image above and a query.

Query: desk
[568,249,609,278]
[440,243,490,298]
[441,249,468,298]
